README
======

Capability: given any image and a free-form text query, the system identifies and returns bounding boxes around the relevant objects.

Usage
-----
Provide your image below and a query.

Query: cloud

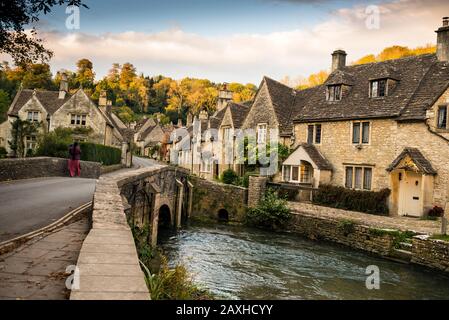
[2,0,448,84]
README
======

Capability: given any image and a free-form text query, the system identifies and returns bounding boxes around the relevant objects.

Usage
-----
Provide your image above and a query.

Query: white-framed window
[370,79,387,98]
[352,121,370,144]
[71,114,87,126]
[27,111,39,122]
[200,158,211,173]
[307,124,322,145]
[282,165,312,184]
[345,166,373,191]
[25,135,37,150]
[326,85,342,101]
[437,106,448,129]
[257,124,267,144]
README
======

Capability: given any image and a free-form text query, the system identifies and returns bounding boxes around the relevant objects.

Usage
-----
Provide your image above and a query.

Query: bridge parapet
[70,164,189,300]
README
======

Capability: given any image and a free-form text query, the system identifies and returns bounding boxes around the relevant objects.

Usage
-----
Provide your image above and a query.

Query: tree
[0,90,11,123]
[354,54,376,65]
[228,82,257,102]
[0,0,88,65]
[75,58,95,90]
[9,118,39,158]
[22,63,54,89]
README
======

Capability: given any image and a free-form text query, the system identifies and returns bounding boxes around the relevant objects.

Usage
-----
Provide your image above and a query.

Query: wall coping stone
[71,164,167,300]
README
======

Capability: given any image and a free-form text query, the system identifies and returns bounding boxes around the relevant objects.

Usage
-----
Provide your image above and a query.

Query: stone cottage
[0,77,124,155]
[283,18,449,217]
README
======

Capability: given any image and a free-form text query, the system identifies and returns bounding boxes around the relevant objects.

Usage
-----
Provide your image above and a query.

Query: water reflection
[159,223,449,300]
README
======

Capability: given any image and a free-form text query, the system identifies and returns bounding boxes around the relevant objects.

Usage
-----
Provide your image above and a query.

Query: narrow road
[0,178,96,242]
[0,157,158,243]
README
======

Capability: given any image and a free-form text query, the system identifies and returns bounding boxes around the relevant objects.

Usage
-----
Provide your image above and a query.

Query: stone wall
[191,176,248,222]
[287,212,395,256]
[0,157,101,181]
[412,235,449,272]
[248,176,267,208]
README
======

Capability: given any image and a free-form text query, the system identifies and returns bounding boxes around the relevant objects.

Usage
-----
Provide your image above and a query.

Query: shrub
[221,169,238,185]
[0,147,7,159]
[338,219,356,235]
[428,206,444,218]
[313,185,391,215]
[79,142,121,165]
[245,189,292,230]
[35,130,72,158]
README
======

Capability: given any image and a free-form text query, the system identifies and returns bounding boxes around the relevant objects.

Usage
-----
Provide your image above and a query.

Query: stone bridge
[71,164,190,300]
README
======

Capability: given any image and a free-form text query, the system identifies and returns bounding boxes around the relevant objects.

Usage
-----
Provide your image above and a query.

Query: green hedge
[313,185,391,216]
[79,142,121,166]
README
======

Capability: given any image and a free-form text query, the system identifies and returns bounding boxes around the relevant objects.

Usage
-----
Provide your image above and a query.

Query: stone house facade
[0,78,124,155]
[283,19,449,217]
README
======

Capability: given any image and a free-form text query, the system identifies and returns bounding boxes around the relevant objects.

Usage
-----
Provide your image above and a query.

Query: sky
[3,0,449,85]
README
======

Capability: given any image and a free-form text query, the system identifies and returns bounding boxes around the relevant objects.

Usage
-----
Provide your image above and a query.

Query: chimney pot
[436,17,449,62]
[331,50,347,72]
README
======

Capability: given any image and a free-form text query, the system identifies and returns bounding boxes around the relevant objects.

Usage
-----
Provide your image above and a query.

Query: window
[370,79,387,97]
[327,85,342,101]
[345,166,373,190]
[307,125,314,144]
[25,135,37,150]
[71,114,87,126]
[352,121,370,144]
[300,165,312,183]
[291,166,299,182]
[257,124,267,144]
[307,124,322,145]
[27,111,39,122]
[283,166,291,182]
[201,158,211,173]
[438,106,447,129]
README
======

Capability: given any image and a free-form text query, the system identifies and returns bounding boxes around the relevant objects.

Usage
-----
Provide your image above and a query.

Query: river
[159,222,449,300]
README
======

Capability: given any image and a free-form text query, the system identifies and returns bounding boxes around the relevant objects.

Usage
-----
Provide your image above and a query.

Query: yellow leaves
[353,45,436,65]
[296,70,329,90]
[228,83,257,102]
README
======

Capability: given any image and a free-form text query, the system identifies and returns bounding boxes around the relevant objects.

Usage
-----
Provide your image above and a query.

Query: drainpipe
[426,119,449,143]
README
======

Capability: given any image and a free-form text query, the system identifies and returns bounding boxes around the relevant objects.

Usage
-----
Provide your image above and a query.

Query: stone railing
[70,166,167,300]
[0,157,101,181]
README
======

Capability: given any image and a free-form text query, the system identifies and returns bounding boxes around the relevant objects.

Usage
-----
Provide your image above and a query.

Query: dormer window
[326,85,342,101]
[370,79,387,98]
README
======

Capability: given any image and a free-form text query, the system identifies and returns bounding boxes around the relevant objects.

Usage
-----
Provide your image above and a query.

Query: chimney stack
[59,72,68,99]
[436,17,449,62]
[177,118,183,127]
[331,50,347,72]
[216,83,233,113]
[99,90,107,107]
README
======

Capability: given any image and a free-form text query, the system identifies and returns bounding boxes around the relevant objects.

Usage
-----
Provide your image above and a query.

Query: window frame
[352,121,371,145]
[327,84,342,102]
[70,114,88,127]
[307,124,322,145]
[437,105,448,130]
[27,111,39,122]
[370,79,388,98]
[344,165,374,191]
[257,123,268,144]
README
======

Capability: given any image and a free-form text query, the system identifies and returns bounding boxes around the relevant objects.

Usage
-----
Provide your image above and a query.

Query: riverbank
[287,202,449,272]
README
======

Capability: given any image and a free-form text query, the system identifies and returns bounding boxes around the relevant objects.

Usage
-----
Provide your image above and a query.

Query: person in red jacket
[68,142,81,177]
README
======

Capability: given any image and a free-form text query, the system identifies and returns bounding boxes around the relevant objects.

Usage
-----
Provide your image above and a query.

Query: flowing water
[159,222,449,300]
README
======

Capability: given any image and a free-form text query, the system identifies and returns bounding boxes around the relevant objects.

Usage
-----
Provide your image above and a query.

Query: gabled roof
[8,89,72,116]
[294,54,447,123]
[228,102,250,129]
[325,70,355,86]
[263,76,297,134]
[387,148,437,175]
[209,107,227,130]
[284,143,333,171]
